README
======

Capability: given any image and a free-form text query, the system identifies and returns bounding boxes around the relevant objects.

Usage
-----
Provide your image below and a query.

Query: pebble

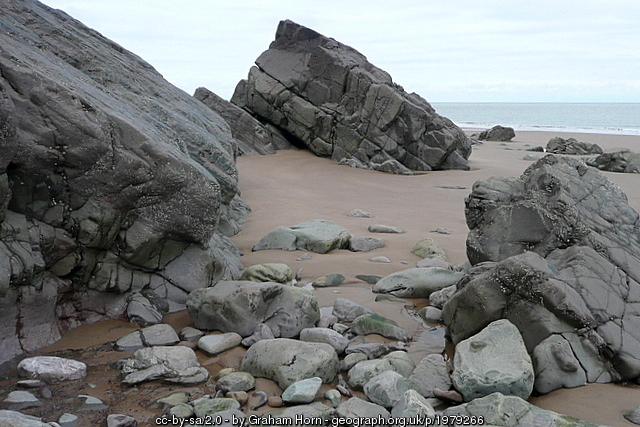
[369,256,391,263]
[267,396,283,407]
[296,253,313,261]
[226,391,249,406]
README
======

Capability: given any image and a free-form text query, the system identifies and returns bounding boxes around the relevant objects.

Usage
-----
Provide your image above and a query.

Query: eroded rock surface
[231,20,472,171]
[445,155,640,391]
[0,0,246,368]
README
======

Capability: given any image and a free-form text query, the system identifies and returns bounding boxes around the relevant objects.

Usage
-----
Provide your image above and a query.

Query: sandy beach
[3,129,640,426]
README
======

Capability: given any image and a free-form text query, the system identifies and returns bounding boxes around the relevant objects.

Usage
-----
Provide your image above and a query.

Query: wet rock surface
[231,20,472,172]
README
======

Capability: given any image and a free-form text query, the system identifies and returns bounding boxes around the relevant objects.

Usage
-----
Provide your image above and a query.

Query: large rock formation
[231,20,472,171]
[0,0,247,369]
[194,87,295,155]
[444,155,640,392]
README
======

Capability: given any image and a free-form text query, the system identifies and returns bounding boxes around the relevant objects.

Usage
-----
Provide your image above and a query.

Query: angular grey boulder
[187,281,319,338]
[240,338,338,389]
[253,219,351,254]
[587,149,640,173]
[546,137,603,155]
[336,397,390,421]
[232,20,472,172]
[452,319,534,401]
[478,125,516,141]
[332,298,374,323]
[373,268,463,298]
[408,354,452,398]
[349,236,385,252]
[363,370,409,409]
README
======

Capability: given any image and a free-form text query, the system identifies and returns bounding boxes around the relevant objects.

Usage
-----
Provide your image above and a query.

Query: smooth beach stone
[373,267,464,298]
[192,398,240,418]
[382,351,416,377]
[363,370,409,408]
[367,224,405,234]
[282,377,323,404]
[347,359,395,390]
[417,306,443,324]
[336,397,390,420]
[156,391,190,408]
[408,354,452,398]
[168,404,194,419]
[349,236,385,252]
[3,391,43,410]
[300,327,349,354]
[351,313,411,341]
[345,343,388,360]
[0,410,50,426]
[216,371,256,393]
[226,391,249,406]
[252,219,351,254]
[410,237,447,260]
[140,324,179,347]
[312,273,345,287]
[369,256,391,263]
[332,298,374,323]
[16,380,46,389]
[241,338,339,389]
[114,331,145,352]
[106,414,137,427]
[17,356,87,384]
[324,389,343,407]
[198,333,242,356]
[239,263,293,284]
[348,209,371,218]
[76,394,108,412]
[58,413,80,427]
[355,274,382,284]
[341,353,368,372]
[452,319,534,401]
[390,389,436,419]
[179,326,205,342]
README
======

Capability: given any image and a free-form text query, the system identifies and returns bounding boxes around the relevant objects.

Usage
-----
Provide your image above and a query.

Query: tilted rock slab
[231,20,472,171]
[445,155,640,391]
[0,0,246,367]
[186,281,319,337]
[241,338,338,389]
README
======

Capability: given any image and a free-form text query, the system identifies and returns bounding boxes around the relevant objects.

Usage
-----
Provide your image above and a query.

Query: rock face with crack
[444,155,640,392]
[0,0,247,368]
[231,20,472,172]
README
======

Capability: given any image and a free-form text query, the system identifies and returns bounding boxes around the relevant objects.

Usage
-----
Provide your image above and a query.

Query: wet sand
[3,130,640,426]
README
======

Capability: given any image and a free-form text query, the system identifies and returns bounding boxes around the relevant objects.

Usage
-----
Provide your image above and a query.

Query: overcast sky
[41,0,640,103]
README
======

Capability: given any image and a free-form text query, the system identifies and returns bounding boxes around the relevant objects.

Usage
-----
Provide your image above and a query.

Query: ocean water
[431,103,640,136]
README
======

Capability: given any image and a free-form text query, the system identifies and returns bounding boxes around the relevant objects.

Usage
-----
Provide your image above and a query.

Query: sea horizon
[431,102,640,136]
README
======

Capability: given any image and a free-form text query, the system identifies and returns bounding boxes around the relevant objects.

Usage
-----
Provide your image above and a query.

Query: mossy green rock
[240,263,293,284]
[411,237,447,260]
[351,313,411,341]
[192,398,240,418]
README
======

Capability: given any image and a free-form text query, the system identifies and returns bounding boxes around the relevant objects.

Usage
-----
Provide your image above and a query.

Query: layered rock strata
[231,20,472,171]
[444,155,640,391]
[0,0,246,368]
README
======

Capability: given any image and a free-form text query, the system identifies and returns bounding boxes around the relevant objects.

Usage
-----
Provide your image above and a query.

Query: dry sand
[2,130,639,426]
